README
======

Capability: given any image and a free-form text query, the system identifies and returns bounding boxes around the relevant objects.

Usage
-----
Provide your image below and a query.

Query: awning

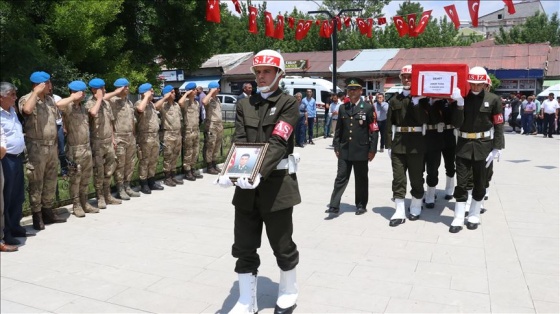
[179,76,221,91]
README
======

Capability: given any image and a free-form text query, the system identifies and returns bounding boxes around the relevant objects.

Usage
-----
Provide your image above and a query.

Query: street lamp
[308,8,362,94]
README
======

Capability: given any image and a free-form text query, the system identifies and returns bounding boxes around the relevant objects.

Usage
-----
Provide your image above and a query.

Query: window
[497,14,502,19]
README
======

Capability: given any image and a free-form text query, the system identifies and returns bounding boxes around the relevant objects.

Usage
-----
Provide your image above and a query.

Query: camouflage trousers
[137,132,159,180]
[182,128,200,171]
[91,138,116,191]
[66,144,93,199]
[162,130,182,173]
[26,140,58,213]
[204,123,223,163]
[114,133,137,184]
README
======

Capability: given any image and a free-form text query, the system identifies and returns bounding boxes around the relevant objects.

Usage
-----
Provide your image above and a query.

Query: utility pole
[308,8,362,94]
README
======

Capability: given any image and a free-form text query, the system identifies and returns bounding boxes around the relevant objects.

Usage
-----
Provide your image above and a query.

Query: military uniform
[328,98,377,214]
[160,99,183,186]
[231,89,301,274]
[230,164,251,174]
[134,99,160,189]
[441,100,457,199]
[204,97,223,172]
[109,95,139,199]
[181,98,202,180]
[423,99,446,207]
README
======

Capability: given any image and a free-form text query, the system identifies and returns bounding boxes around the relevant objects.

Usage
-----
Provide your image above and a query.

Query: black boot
[207,163,219,175]
[42,207,67,224]
[192,169,203,179]
[212,161,222,173]
[172,171,184,185]
[32,212,45,230]
[163,172,176,187]
[148,177,164,190]
[140,179,151,194]
[184,169,196,181]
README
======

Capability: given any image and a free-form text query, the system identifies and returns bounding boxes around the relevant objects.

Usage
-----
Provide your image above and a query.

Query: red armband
[493,114,504,125]
[369,121,379,132]
[272,120,293,141]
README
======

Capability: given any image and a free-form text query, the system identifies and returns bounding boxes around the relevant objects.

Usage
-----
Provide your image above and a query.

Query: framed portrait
[221,143,269,183]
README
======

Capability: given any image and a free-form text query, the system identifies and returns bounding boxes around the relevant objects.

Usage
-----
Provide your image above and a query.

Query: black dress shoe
[325,207,339,214]
[464,211,469,217]
[466,222,479,230]
[12,230,35,237]
[481,208,487,214]
[274,304,296,314]
[425,202,435,209]
[408,214,420,221]
[484,195,488,200]
[449,226,463,233]
[444,194,453,200]
[3,236,21,245]
[389,219,406,227]
[355,206,367,215]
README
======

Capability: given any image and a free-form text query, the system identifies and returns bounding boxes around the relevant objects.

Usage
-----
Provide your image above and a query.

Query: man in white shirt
[540,93,559,138]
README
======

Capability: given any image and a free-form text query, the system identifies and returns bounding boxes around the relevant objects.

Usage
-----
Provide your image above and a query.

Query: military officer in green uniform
[326,77,377,216]
[386,65,429,227]
[449,67,504,233]
[216,50,301,314]
[230,153,252,174]
[423,98,447,208]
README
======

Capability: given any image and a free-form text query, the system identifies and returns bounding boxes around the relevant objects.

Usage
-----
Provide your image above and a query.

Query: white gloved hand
[451,88,464,107]
[485,149,501,168]
[214,175,234,188]
[236,173,261,189]
[412,96,424,105]
[387,149,392,157]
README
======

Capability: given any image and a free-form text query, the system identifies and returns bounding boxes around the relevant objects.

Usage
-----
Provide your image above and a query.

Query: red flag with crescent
[335,16,342,31]
[377,17,387,25]
[468,0,480,27]
[444,4,460,29]
[231,0,241,14]
[366,18,374,38]
[344,16,351,28]
[295,19,312,40]
[264,11,275,37]
[248,6,257,34]
[227,150,236,171]
[206,0,220,23]
[288,17,294,29]
[393,15,409,37]
[503,0,516,14]
[274,15,285,39]
[356,18,368,35]
[319,20,333,38]
[407,13,417,37]
[414,10,432,35]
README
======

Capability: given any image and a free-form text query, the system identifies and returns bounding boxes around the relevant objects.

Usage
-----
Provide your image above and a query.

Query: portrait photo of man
[229,153,253,174]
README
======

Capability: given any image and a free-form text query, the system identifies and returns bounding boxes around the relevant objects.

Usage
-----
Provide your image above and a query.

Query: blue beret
[68,80,87,92]
[114,78,129,87]
[185,82,196,91]
[138,83,152,94]
[161,85,174,96]
[208,81,220,89]
[30,71,51,84]
[88,78,105,89]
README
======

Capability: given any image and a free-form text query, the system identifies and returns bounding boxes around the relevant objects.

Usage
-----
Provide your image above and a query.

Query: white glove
[451,88,464,107]
[235,173,261,189]
[485,149,501,168]
[412,96,424,106]
[387,149,392,157]
[214,175,234,188]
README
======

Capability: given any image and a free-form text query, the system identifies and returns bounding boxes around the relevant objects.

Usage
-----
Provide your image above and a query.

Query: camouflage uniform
[181,98,202,181]
[134,100,160,182]
[204,97,223,173]
[160,100,183,186]
[109,95,139,199]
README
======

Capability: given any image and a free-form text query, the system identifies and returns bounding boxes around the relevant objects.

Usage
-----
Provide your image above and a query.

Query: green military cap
[345,77,364,90]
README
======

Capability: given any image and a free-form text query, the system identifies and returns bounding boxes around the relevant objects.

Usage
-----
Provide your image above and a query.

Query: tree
[495,12,560,46]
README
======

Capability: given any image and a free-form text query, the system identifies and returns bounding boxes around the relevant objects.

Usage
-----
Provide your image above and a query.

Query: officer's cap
[138,83,152,94]
[30,71,51,84]
[208,81,220,89]
[68,80,87,92]
[345,77,364,90]
[88,78,105,89]
[114,78,130,87]
[161,85,174,96]
[185,82,196,91]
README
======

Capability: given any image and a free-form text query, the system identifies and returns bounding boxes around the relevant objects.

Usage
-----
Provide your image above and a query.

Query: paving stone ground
[1,131,558,313]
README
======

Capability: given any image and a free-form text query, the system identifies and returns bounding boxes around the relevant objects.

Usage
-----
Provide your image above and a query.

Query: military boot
[72,198,85,218]
[184,169,196,181]
[80,193,99,213]
[97,189,107,209]
[117,183,130,200]
[42,207,67,224]
[140,179,151,194]
[212,161,222,173]
[124,181,140,197]
[148,177,164,190]
[163,172,176,187]
[32,212,45,230]
[172,171,184,185]
[193,169,203,179]
[207,163,219,175]
[104,186,122,205]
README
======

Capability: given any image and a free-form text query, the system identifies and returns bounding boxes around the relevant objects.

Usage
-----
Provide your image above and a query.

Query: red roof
[548,46,560,77]
[381,43,550,72]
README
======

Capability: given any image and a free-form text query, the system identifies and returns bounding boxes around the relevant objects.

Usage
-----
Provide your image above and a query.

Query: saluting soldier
[19,71,67,230]
[180,82,204,181]
[105,78,140,200]
[386,65,429,227]
[202,81,224,175]
[449,67,504,233]
[85,78,121,209]
[56,81,99,217]
[159,85,184,187]
[326,77,378,216]
[423,98,446,208]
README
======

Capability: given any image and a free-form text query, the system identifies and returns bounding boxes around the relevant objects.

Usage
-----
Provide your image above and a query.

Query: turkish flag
[393,15,409,37]
[288,17,294,29]
[335,16,342,31]
[407,13,417,37]
[231,0,241,14]
[468,0,480,27]
[366,18,374,38]
[356,18,368,35]
[295,19,312,40]
[414,10,432,35]
[227,150,236,171]
[344,16,351,28]
[264,11,274,37]
[319,20,333,38]
[377,17,387,25]
[248,6,257,34]
[444,4,460,29]
[206,0,220,23]
[503,0,516,14]
[274,15,285,39]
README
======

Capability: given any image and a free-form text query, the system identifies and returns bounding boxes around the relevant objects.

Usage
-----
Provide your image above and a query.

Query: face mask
[260,91,274,99]
[471,91,481,95]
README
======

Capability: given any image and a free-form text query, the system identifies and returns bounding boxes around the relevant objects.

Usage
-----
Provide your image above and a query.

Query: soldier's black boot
[42,207,67,224]
[212,161,222,172]
[184,169,196,181]
[140,179,151,194]
[207,163,219,175]
[172,171,184,185]
[148,177,164,190]
[32,212,45,230]
[192,169,203,179]
[163,172,176,187]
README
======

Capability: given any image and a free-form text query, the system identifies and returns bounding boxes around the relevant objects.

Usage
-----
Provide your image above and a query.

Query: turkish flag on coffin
[206,0,220,23]
[248,6,258,34]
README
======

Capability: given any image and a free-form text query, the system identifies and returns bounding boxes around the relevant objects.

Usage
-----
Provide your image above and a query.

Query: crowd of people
[503,92,560,137]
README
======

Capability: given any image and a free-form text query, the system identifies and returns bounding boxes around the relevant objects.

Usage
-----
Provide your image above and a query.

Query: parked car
[217,93,237,122]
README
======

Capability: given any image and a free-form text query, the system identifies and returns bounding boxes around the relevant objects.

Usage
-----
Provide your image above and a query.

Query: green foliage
[488,73,500,92]
[495,12,560,46]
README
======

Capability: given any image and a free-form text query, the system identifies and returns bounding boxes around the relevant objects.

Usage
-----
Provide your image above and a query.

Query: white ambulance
[280,76,343,110]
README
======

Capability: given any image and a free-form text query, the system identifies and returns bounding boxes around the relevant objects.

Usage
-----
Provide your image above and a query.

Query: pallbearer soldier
[56,81,99,217]
[181,82,204,181]
[386,65,428,227]
[160,85,184,187]
[105,78,140,200]
[441,97,457,200]
[423,97,446,208]
[202,81,224,175]
[19,71,67,230]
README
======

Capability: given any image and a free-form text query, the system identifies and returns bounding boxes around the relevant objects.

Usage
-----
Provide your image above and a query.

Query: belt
[5,152,23,158]
[457,130,492,140]
[276,158,289,170]
[395,126,422,132]
[26,138,56,145]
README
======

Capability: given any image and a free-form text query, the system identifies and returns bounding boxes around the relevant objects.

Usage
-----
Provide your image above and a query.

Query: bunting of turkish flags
[344,16,351,28]
[264,11,275,37]
[393,16,409,37]
[407,13,417,37]
[444,4,460,29]
[377,17,387,25]
[335,17,342,31]
[319,20,334,38]
[366,18,374,38]
[468,0,480,27]
[502,0,516,14]
[414,10,432,35]
[295,19,312,40]
[356,18,367,35]
[248,6,257,34]
[206,0,220,23]
[231,0,241,14]
[274,15,285,39]
[288,17,294,29]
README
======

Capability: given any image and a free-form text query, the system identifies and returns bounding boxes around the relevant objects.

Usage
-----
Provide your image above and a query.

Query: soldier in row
[181,83,204,181]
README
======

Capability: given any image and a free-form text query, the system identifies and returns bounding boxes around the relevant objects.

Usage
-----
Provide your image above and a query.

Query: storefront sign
[159,70,184,82]
[285,60,308,70]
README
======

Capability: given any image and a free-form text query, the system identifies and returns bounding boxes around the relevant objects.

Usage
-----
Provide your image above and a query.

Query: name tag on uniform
[484,102,489,107]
